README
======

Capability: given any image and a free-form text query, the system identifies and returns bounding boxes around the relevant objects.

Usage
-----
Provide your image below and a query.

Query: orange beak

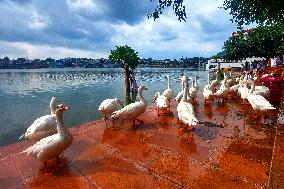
[60,104,70,111]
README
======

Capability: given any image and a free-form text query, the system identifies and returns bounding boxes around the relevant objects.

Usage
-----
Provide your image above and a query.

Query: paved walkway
[0,97,283,189]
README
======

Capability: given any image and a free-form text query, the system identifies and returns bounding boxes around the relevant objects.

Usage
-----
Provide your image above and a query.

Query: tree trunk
[124,65,131,105]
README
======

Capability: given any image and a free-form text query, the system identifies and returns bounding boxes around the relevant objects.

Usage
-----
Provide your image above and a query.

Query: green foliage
[109,45,140,105]
[217,69,224,81]
[223,24,284,60]
[211,55,221,60]
[109,45,140,70]
[222,0,284,27]
[148,0,187,22]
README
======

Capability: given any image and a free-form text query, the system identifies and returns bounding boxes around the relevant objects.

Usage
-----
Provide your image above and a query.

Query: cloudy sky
[0,0,243,59]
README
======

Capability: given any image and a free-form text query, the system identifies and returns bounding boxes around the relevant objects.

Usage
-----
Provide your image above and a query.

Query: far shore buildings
[206,57,266,71]
[0,57,209,69]
[206,56,283,71]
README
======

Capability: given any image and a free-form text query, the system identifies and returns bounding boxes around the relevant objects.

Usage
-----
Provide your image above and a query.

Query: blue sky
[0,0,242,59]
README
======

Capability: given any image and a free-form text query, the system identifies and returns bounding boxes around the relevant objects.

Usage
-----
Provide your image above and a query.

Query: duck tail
[18,148,29,155]
[111,111,118,118]
[18,134,25,140]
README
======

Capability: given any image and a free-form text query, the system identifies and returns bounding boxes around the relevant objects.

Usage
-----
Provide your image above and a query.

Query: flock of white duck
[19,72,276,171]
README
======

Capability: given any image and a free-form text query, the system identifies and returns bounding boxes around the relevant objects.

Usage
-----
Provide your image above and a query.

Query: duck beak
[144,87,148,90]
[63,106,70,110]
[60,104,70,110]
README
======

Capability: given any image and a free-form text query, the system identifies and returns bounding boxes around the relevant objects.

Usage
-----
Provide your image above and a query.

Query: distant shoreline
[0,66,206,70]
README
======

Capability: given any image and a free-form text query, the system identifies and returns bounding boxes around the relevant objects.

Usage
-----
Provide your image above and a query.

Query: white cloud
[0,0,241,59]
[0,41,107,59]
[66,0,108,17]
[29,11,49,30]
[110,4,234,59]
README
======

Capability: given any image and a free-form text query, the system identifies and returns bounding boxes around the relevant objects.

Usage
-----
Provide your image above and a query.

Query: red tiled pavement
[0,96,282,189]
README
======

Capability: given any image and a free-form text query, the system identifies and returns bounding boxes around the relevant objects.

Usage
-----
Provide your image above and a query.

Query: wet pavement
[0,95,283,189]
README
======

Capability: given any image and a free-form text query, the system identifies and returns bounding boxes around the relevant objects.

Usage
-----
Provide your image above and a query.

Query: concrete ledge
[0,98,280,188]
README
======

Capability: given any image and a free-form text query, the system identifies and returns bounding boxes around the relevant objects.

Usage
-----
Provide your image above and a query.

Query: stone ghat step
[0,98,282,189]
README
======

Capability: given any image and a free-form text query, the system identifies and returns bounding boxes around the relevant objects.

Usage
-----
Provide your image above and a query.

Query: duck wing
[157,95,169,108]
[247,94,276,110]
[111,102,146,120]
[21,115,57,140]
[177,102,199,126]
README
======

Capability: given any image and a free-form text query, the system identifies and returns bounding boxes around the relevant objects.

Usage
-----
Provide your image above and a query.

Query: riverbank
[0,95,283,188]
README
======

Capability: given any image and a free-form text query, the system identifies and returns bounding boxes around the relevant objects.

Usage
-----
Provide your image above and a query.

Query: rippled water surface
[0,68,208,146]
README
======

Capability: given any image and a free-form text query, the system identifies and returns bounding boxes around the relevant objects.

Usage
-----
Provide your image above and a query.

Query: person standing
[129,70,138,102]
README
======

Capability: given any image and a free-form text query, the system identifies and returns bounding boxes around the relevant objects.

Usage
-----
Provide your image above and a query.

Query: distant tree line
[0,56,208,69]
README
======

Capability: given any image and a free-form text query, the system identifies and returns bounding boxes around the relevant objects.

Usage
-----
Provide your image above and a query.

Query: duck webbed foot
[132,119,144,128]
[187,125,195,131]
[55,155,65,168]
[242,99,249,105]
[104,114,108,121]
[42,161,53,176]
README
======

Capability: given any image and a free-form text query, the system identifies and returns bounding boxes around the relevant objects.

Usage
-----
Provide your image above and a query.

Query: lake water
[0,68,208,146]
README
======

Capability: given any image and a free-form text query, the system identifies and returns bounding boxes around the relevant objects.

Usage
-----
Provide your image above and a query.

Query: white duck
[19,97,61,141]
[194,76,199,91]
[239,81,250,104]
[209,74,220,92]
[111,85,148,127]
[230,75,244,93]
[213,75,229,104]
[203,73,213,103]
[162,75,174,104]
[247,81,276,120]
[253,85,270,99]
[219,72,227,87]
[235,76,240,83]
[177,76,199,129]
[226,72,235,87]
[175,77,184,103]
[154,92,170,116]
[98,98,123,120]
[188,77,198,103]
[22,104,73,169]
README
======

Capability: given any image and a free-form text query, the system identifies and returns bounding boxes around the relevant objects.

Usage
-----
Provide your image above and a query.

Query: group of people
[246,57,283,73]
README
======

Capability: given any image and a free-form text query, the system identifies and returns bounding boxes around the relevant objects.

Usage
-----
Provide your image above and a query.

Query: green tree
[222,0,284,27]
[109,45,140,105]
[148,0,187,22]
[223,24,284,60]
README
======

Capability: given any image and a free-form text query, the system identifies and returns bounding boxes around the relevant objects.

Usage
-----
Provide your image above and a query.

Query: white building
[206,57,266,71]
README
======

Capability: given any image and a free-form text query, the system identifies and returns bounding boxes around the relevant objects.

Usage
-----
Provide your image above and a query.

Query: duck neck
[50,103,57,115]
[249,82,255,94]
[138,90,146,104]
[167,76,171,89]
[181,80,188,102]
[207,74,210,85]
[223,77,228,88]
[56,114,67,135]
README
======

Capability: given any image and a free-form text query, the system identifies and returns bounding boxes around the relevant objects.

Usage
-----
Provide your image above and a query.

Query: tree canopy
[109,45,140,104]
[109,45,140,70]
[223,24,284,60]
[148,0,187,22]
[222,0,284,27]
